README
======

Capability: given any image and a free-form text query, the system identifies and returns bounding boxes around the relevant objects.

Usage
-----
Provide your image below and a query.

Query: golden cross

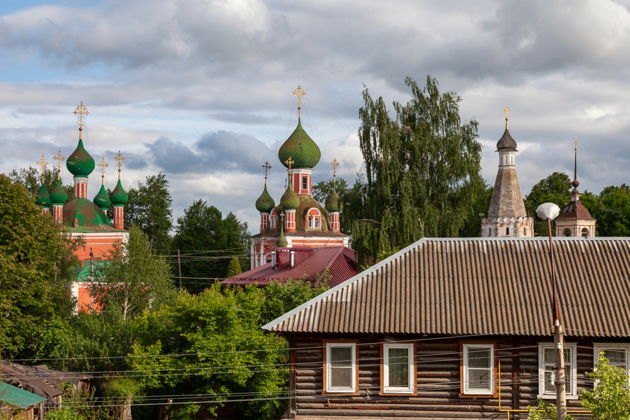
[330,158,340,185]
[114,151,125,179]
[292,85,306,118]
[262,161,272,184]
[284,156,294,171]
[37,155,48,183]
[53,150,64,180]
[97,158,108,185]
[73,102,89,130]
[504,106,510,129]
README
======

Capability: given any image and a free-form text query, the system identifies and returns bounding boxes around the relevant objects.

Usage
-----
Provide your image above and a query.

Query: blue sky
[1,0,629,231]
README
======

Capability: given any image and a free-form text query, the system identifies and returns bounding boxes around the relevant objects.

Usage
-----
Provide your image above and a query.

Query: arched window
[269,209,277,229]
[563,228,571,237]
[305,208,322,230]
[581,228,589,237]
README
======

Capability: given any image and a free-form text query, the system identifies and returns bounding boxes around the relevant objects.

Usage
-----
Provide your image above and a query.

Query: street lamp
[536,203,567,419]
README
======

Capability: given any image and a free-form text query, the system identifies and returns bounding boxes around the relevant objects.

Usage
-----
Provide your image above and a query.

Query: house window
[564,228,572,237]
[302,176,308,191]
[382,343,414,394]
[325,342,357,393]
[538,343,577,399]
[462,344,494,395]
[593,344,629,379]
[581,228,589,237]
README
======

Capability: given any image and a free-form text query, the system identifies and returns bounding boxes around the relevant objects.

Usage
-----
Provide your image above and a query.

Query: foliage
[9,166,73,198]
[524,172,572,236]
[172,200,250,292]
[312,178,349,205]
[226,256,243,278]
[46,384,114,420]
[459,182,493,237]
[127,286,288,420]
[124,173,173,251]
[259,279,329,325]
[586,184,630,236]
[527,400,575,420]
[0,174,77,357]
[581,353,630,420]
[349,76,484,264]
[92,226,176,319]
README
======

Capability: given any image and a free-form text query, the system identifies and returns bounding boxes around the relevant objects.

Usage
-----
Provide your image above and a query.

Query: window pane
[468,368,491,389]
[388,348,409,387]
[468,348,491,368]
[543,367,572,394]
[330,347,352,366]
[330,366,352,388]
[603,349,627,368]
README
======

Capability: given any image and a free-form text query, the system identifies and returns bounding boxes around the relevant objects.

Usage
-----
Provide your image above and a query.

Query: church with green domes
[35,102,129,312]
[249,87,349,269]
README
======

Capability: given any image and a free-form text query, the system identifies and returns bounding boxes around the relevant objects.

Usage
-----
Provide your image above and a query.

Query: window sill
[537,394,579,400]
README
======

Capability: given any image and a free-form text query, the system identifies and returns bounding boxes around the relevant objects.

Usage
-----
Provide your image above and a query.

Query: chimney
[290,250,295,268]
[271,251,277,269]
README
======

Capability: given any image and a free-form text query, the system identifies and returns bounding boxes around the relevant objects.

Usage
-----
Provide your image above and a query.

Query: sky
[1,0,629,231]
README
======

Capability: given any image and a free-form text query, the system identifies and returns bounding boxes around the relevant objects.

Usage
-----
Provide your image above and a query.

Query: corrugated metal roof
[263,238,630,337]
[0,381,45,409]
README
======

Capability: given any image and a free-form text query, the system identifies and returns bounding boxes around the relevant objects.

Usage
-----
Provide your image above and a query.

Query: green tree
[226,256,243,278]
[260,279,329,325]
[9,166,73,198]
[0,174,77,357]
[93,226,176,319]
[581,353,630,420]
[527,400,575,420]
[127,286,287,420]
[524,172,573,236]
[459,182,493,237]
[172,200,249,292]
[125,173,173,250]
[312,177,349,205]
[587,185,630,236]
[350,76,484,264]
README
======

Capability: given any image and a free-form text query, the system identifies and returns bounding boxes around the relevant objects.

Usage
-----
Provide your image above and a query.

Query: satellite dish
[536,203,561,221]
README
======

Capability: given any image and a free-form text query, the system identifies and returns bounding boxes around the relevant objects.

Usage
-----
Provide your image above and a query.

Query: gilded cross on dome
[37,155,48,183]
[73,102,89,130]
[504,106,510,129]
[114,151,125,179]
[97,158,108,185]
[330,158,340,186]
[292,85,306,118]
[53,150,64,180]
[262,161,272,184]
[284,156,294,171]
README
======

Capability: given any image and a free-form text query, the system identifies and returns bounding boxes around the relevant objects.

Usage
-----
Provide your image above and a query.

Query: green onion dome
[280,186,300,210]
[50,180,68,205]
[255,185,275,213]
[93,184,111,210]
[110,179,128,205]
[36,184,52,207]
[278,119,321,169]
[66,138,95,177]
[325,191,340,212]
[63,198,110,227]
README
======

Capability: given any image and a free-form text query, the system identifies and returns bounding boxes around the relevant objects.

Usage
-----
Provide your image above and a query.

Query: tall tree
[9,166,73,198]
[172,200,249,292]
[0,174,77,357]
[524,172,573,236]
[587,184,630,236]
[459,182,493,237]
[93,226,176,319]
[124,173,173,251]
[350,76,484,264]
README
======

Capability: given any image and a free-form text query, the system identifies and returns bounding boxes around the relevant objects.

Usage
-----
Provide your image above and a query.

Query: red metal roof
[222,247,359,287]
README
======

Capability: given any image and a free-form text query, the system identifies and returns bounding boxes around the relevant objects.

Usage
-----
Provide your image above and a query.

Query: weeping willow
[351,76,484,265]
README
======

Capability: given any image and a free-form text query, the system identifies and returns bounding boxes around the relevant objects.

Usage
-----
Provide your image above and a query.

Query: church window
[269,210,277,229]
[506,227,510,235]
[563,228,571,237]
[302,176,308,191]
[581,228,589,238]
[306,208,321,230]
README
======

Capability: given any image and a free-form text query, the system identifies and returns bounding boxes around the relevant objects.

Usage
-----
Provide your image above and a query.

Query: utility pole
[177,249,182,290]
[537,203,567,419]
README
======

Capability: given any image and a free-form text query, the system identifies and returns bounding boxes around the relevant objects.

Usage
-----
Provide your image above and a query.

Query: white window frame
[382,343,414,394]
[325,342,357,393]
[462,344,495,395]
[593,343,630,385]
[538,343,578,399]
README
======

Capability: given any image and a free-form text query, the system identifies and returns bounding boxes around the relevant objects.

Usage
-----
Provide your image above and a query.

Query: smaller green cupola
[36,184,52,207]
[93,184,111,210]
[256,185,275,213]
[110,179,128,206]
[280,186,300,210]
[50,180,68,205]
[277,219,288,247]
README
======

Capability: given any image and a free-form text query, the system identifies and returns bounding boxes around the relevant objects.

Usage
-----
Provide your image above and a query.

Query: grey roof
[496,128,517,150]
[263,237,630,337]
